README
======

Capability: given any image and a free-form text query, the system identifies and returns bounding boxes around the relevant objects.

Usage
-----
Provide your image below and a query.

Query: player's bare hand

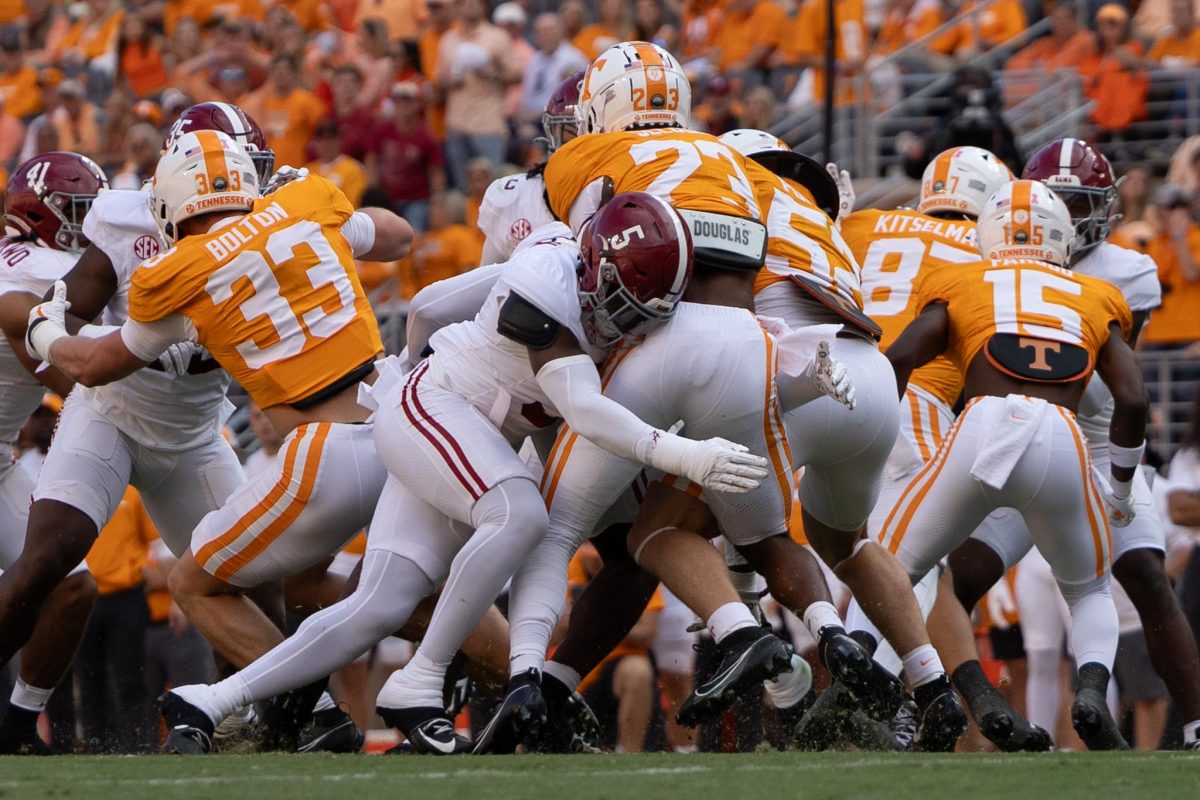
[814,341,856,410]
[687,437,770,494]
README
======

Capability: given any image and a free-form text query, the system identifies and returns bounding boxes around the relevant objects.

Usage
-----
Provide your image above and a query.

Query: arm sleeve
[119,315,192,362]
[404,262,504,367]
[340,211,377,258]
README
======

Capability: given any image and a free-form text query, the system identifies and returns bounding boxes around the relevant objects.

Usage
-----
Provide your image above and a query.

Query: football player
[479,43,888,753]
[949,139,1200,752]
[838,147,1050,752]
[0,153,106,754]
[881,179,1145,750]
[23,129,414,753]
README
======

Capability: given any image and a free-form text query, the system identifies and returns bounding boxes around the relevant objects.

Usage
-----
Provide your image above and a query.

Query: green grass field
[2,751,1198,800]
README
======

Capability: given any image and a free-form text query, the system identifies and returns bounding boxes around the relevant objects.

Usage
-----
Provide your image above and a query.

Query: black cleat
[889,698,918,752]
[536,674,601,754]
[471,669,546,755]
[0,707,52,755]
[973,694,1053,753]
[1071,663,1128,751]
[678,627,792,727]
[913,676,968,752]
[378,705,472,755]
[818,629,906,722]
[793,681,855,751]
[258,680,326,753]
[159,692,215,755]
[296,706,365,753]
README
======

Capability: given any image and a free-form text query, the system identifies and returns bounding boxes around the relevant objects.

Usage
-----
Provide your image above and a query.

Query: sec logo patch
[134,234,161,260]
[507,218,532,246]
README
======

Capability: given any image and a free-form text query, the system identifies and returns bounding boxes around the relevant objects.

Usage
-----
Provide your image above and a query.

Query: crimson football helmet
[578,192,693,347]
[543,70,583,152]
[164,102,276,183]
[4,152,109,253]
[1021,138,1116,262]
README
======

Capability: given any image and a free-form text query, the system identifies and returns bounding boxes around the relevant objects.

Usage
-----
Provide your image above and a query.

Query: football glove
[26,279,70,363]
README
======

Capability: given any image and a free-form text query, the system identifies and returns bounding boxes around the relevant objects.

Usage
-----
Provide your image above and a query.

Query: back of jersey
[129,176,383,409]
[843,207,980,405]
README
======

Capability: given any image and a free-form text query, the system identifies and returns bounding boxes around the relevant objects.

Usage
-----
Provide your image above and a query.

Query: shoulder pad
[482,174,528,210]
[497,291,561,350]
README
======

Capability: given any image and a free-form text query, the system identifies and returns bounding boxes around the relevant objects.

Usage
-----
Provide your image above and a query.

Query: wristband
[1109,474,1133,500]
[1109,441,1145,470]
[26,317,68,364]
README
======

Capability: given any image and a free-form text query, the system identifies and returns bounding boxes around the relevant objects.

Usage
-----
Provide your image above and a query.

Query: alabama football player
[0,153,105,754]
[882,179,1144,751]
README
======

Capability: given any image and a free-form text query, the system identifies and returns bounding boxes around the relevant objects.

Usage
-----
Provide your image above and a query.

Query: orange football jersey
[543,128,762,227]
[749,163,862,311]
[129,175,383,409]
[842,208,981,405]
[912,257,1132,382]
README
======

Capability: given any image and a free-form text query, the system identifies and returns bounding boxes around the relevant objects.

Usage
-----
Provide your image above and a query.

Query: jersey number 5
[205,220,358,369]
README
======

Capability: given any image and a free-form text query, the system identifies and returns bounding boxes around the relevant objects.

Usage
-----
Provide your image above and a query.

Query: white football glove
[264,165,309,195]
[812,340,856,410]
[157,341,199,375]
[985,579,1016,631]
[682,437,771,494]
[1092,466,1135,528]
[26,279,71,363]
[825,162,855,220]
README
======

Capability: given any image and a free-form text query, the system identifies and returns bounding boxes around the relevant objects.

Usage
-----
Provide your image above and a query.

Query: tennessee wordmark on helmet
[977,179,1074,266]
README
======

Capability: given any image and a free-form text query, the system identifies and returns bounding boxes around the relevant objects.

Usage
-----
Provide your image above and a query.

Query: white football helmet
[577,41,690,134]
[718,128,790,157]
[918,146,1014,219]
[151,129,258,246]
[977,179,1073,266]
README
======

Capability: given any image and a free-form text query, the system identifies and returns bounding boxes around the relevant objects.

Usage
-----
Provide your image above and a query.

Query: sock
[901,644,943,689]
[543,661,581,694]
[378,651,445,709]
[801,600,843,641]
[1184,718,1200,746]
[204,675,254,723]
[707,601,758,643]
[949,660,994,704]
[312,691,336,713]
[10,679,53,713]
[727,567,765,606]
[764,654,811,710]
[511,653,544,677]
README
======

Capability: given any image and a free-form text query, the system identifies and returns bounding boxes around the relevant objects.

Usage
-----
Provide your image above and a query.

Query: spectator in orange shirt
[308,117,368,207]
[1149,0,1200,67]
[398,190,481,301]
[355,0,428,43]
[0,32,43,119]
[1082,4,1148,137]
[574,0,628,60]
[1143,184,1200,348]
[1109,163,1155,243]
[680,0,723,66]
[172,18,268,103]
[53,0,123,72]
[0,95,23,166]
[241,53,325,169]
[77,487,157,753]
[117,11,168,99]
[783,0,869,109]
[1006,0,1096,73]
[930,0,1027,61]
[278,0,332,32]
[875,0,944,57]
[712,0,787,88]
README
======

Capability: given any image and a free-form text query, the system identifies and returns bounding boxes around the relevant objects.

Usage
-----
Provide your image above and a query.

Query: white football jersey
[79,189,233,450]
[476,171,557,264]
[425,222,599,439]
[1074,242,1163,457]
[0,239,76,446]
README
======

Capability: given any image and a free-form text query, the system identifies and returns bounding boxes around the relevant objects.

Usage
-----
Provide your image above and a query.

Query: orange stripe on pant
[880,398,977,554]
[194,426,310,567]
[908,391,931,461]
[212,423,332,582]
[759,327,793,528]
[1054,406,1110,578]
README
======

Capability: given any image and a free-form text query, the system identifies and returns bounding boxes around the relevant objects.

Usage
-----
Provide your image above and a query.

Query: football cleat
[1071,664,1128,751]
[257,681,325,752]
[818,629,906,721]
[296,706,365,754]
[793,681,855,751]
[159,691,215,755]
[471,669,546,755]
[913,676,969,752]
[377,705,472,756]
[890,698,918,752]
[536,673,602,754]
[0,708,52,755]
[677,627,793,727]
[968,687,1053,753]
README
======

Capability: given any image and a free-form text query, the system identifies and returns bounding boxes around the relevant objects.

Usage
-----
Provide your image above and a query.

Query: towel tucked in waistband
[969,395,1048,490]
